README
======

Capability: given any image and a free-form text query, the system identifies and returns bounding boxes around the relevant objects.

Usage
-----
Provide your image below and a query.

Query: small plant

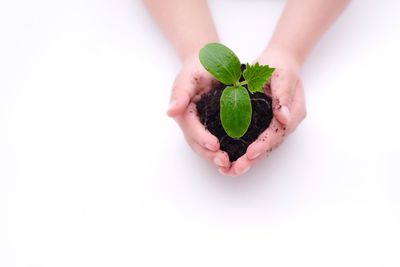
[199,43,275,138]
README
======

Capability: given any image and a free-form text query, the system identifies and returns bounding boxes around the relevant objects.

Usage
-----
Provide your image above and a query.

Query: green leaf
[220,86,252,138]
[243,63,275,93]
[199,43,242,85]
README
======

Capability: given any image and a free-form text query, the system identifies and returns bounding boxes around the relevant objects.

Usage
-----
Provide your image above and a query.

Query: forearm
[264,0,350,67]
[143,0,219,61]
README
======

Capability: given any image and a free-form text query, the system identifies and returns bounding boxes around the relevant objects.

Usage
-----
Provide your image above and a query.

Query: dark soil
[196,66,274,162]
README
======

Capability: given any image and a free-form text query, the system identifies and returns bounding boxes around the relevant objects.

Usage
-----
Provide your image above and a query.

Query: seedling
[199,43,275,138]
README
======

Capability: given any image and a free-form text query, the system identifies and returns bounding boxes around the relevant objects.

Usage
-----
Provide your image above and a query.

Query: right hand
[218,50,307,176]
[167,55,231,169]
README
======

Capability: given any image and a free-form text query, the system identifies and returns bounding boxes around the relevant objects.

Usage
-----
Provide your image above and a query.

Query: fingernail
[280,105,291,123]
[205,143,216,151]
[248,152,261,160]
[237,166,250,176]
[213,157,225,167]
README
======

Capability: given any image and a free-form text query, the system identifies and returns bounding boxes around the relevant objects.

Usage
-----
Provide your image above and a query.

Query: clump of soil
[196,67,273,162]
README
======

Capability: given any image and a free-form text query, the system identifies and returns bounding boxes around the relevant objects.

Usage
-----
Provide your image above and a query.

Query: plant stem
[233,80,248,88]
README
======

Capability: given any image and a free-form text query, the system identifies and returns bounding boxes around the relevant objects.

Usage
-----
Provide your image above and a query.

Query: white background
[1,0,400,266]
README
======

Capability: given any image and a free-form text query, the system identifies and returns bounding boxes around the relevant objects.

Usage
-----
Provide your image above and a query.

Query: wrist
[259,44,302,71]
[179,37,220,64]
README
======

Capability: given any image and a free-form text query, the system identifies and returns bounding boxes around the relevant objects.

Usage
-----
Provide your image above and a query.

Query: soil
[196,65,274,162]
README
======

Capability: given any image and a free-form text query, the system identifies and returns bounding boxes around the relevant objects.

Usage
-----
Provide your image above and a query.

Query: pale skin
[144,0,350,176]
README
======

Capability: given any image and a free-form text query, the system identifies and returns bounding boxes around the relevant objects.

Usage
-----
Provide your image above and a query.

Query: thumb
[167,73,196,118]
[271,70,297,125]
[167,94,190,118]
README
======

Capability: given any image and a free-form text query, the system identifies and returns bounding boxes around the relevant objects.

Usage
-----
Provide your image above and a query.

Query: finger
[218,166,231,176]
[245,118,287,160]
[246,82,306,160]
[218,153,267,176]
[167,74,195,117]
[229,157,251,176]
[167,70,212,117]
[189,139,231,168]
[177,103,220,151]
[270,69,298,125]
[220,159,252,177]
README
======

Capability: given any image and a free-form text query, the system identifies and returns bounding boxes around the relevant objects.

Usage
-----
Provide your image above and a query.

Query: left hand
[218,50,307,176]
[168,54,232,169]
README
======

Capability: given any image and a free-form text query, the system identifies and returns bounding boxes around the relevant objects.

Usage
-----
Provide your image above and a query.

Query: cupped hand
[167,55,231,169]
[218,51,307,176]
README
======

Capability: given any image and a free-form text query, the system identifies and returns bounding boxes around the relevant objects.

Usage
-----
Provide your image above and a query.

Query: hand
[218,50,307,176]
[167,55,231,169]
